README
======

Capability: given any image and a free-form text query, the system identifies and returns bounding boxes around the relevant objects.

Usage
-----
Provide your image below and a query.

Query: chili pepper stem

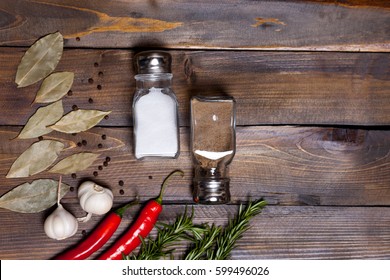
[115,199,140,218]
[156,170,184,205]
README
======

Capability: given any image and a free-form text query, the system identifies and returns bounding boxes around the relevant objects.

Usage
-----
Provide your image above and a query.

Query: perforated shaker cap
[134,51,172,74]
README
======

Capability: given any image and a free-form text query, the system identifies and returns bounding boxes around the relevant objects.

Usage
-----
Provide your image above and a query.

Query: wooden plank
[1,49,389,126]
[0,205,389,259]
[0,0,389,51]
[1,126,389,206]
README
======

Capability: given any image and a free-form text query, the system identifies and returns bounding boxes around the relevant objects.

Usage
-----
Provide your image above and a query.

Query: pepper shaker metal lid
[134,51,172,74]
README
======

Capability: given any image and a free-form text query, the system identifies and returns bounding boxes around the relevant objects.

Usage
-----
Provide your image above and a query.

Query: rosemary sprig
[126,207,205,260]
[206,199,267,260]
[123,199,267,260]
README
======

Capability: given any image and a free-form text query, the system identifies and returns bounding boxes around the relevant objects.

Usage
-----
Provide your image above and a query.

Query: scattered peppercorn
[88,78,94,84]
[119,189,125,195]
[38,136,43,141]
[97,85,102,90]
[88,98,94,103]
[71,173,77,179]
[103,161,108,167]
[98,166,103,170]
[94,62,99,67]
[98,143,103,148]
[148,176,153,180]
[77,142,82,147]
[70,187,75,192]
[104,115,109,120]
[106,156,111,162]
[102,134,107,140]
[67,90,73,96]
[93,171,98,177]
[82,140,87,146]
[118,180,124,186]
[98,71,104,77]
[81,230,87,236]
[72,105,78,110]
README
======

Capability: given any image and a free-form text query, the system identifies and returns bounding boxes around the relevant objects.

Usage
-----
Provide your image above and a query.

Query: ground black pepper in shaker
[190,95,236,204]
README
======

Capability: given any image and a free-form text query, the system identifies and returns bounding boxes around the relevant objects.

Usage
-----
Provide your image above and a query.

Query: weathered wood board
[0,0,389,51]
[0,126,389,206]
[1,49,389,126]
[1,205,389,260]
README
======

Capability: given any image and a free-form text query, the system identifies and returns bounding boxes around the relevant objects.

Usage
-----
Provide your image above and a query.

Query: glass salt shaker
[190,95,236,204]
[132,51,180,159]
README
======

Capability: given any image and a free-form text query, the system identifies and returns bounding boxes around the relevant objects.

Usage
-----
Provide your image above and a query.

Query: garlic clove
[82,191,113,215]
[77,181,114,223]
[44,204,78,240]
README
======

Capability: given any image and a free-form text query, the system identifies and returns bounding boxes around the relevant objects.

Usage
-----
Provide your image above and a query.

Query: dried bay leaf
[50,109,111,134]
[17,100,64,139]
[0,179,70,213]
[6,140,65,178]
[15,32,63,88]
[49,153,100,174]
[34,72,74,103]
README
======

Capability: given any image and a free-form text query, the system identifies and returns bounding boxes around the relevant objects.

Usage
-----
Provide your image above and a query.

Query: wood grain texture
[0,0,389,51]
[1,126,389,206]
[0,205,389,259]
[1,49,389,126]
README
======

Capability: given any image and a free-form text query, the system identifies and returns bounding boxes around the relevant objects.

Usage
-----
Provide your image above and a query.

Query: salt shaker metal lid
[134,51,172,74]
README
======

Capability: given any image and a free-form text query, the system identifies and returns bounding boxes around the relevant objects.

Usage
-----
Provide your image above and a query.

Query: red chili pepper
[54,200,138,260]
[97,170,184,260]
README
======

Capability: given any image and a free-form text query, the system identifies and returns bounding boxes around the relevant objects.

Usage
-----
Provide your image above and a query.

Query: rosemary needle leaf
[207,199,267,260]
[185,225,221,260]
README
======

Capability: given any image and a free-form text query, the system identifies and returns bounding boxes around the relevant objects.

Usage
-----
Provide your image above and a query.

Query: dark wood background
[0,0,389,260]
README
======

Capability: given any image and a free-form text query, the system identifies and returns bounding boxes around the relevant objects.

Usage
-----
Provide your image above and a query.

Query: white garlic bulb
[44,203,78,240]
[77,181,113,222]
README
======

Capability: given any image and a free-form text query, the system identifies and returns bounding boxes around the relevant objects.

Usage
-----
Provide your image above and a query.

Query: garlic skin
[44,204,78,240]
[77,181,113,222]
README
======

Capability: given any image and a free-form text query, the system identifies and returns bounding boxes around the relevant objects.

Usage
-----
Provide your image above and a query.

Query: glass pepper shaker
[190,95,236,204]
[132,51,180,159]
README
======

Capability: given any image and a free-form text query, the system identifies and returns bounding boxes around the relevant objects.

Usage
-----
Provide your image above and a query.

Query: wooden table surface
[0,0,389,260]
